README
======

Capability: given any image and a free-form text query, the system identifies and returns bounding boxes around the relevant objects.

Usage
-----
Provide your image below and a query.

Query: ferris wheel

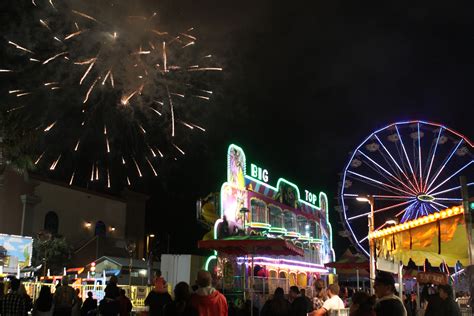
[339,120,474,256]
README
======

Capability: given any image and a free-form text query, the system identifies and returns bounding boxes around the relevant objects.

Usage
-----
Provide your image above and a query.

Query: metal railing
[23,282,152,307]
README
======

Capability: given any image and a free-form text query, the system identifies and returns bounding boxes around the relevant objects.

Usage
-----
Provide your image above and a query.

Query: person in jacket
[260,287,291,316]
[80,291,97,316]
[373,271,407,316]
[289,286,309,316]
[33,286,53,316]
[53,277,77,316]
[145,285,172,316]
[190,270,228,316]
[118,289,133,316]
[163,282,198,316]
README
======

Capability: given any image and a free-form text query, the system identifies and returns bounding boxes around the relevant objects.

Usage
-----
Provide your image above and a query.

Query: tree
[0,110,37,186]
[32,234,73,275]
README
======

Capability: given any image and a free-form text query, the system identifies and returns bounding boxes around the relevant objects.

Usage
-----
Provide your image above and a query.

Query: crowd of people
[0,270,468,316]
[0,275,132,316]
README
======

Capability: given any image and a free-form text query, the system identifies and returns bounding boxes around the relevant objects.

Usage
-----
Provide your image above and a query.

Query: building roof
[94,256,160,269]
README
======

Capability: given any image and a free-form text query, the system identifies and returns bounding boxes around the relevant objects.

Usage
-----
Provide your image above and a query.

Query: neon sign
[304,190,317,205]
[250,163,269,183]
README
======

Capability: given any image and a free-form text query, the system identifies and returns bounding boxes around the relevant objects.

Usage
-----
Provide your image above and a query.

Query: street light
[357,194,375,295]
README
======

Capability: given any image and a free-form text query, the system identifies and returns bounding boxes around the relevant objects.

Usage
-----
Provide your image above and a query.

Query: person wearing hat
[373,271,407,316]
[437,284,461,316]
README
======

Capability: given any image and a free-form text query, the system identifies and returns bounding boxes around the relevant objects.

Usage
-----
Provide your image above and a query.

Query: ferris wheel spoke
[425,139,464,193]
[431,182,474,196]
[358,150,418,195]
[344,193,414,201]
[347,199,415,221]
[400,201,419,222]
[374,134,419,193]
[417,123,424,192]
[427,160,473,195]
[423,127,443,192]
[347,170,416,197]
[435,197,463,201]
[395,125,422,192]
[360,159,412,195]
[430,200,449,209]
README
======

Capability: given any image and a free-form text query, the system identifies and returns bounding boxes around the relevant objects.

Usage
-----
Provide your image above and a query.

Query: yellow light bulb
[440,211,447,218]
[434,213,440,219]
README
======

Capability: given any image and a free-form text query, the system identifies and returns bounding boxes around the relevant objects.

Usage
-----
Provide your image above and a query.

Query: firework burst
[2,0,222,188]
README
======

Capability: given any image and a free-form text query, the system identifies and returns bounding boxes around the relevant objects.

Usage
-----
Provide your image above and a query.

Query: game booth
[198,144,336,298]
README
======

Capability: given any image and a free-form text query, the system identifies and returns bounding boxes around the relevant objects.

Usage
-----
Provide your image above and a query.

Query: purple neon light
[424,127,443,193]
[425,140,464,193]
[428,160,473,195]
[418,123,423,193]
[357,150,418,195]
[340,120,473,257]
[395,125,420,192]
[374,134,420,192]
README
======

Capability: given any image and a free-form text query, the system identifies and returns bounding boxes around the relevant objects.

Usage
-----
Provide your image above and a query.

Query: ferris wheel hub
[416,194,435,202]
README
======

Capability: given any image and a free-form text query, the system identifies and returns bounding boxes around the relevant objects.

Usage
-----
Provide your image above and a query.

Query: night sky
[2,0,474,257]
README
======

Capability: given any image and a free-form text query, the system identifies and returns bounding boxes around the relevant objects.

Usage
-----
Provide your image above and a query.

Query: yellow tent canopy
[372,207,468,266]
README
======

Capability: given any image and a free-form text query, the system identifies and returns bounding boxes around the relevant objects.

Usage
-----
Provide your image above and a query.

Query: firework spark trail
[149,106,162,116]
[49,155,61,170]
[44,121,57,132]
[191,123,206,132]
[162,41,167,72]
[35,152,45,165]
[182,41,195,48]
[78,58,97,85]
[83,77,99,103]
[193,95,210,100]
[148,145,157,157]
[120,90,139,106]
[102,69,111,85]
[65,30,85,40]
[187,67,223,72]
[3,1,222,186]
[39,19,51,31]
[145,157,158,176]
[8,41,34,54]
[43,51,68,64]
[180,121,194,129]
[138,124,147,134]
[132,157,143,177]
[90,164,94,181]
[173,143,185,155]
[166,85,175,137]
[69,172,75,185]
[72,10,99,23]
[6,105,25,112]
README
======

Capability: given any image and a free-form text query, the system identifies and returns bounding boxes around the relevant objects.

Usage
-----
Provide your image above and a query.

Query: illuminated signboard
[0,234,33,274]
[219,144,335,260]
